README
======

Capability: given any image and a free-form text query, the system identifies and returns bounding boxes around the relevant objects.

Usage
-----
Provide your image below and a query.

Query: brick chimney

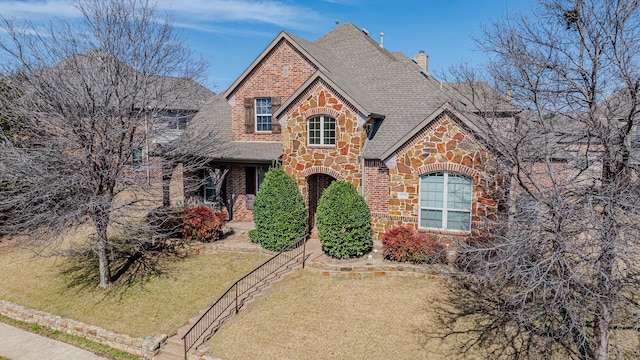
[413,50,428,73]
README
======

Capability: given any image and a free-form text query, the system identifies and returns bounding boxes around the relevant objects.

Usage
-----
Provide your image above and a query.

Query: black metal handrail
[181,234,308,358]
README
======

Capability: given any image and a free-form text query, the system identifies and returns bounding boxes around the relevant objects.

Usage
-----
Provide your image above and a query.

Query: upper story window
[255,98,272,132]
[308,115,336,146]
[419,172,472,232]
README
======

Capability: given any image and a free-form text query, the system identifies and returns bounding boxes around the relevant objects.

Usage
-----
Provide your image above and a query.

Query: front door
[307,173,335,229]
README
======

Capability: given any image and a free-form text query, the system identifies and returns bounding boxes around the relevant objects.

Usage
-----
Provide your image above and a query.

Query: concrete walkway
[0,323,106,360]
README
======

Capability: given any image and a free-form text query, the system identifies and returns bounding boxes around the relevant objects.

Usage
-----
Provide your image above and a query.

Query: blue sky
[0,0,534,92]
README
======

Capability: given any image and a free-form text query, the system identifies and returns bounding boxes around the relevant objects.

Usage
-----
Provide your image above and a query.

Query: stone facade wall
[230,39,317,142]
[0,300,165,358]
[373,112,503,238]
[281,81,366,195]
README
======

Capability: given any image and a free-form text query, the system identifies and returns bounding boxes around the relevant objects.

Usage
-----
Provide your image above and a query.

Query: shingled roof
[186,22,516,162]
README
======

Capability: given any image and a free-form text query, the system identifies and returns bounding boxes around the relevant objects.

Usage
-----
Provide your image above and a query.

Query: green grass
[0,241,270,338]
[0,315,139,360]
[206,271,460,360]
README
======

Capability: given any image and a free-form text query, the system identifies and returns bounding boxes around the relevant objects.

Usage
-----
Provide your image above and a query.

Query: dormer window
[255,98,272,132]
[308,115,336,146]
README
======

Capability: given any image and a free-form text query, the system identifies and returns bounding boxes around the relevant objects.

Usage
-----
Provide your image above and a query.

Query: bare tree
[433,1,640,359]
[0,0,212,288]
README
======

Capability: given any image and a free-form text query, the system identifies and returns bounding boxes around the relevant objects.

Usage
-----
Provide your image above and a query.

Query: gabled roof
[190,22,518,162]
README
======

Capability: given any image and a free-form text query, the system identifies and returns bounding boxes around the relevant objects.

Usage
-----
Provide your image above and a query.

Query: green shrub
[250,167,307,251]
[316,181,372,258]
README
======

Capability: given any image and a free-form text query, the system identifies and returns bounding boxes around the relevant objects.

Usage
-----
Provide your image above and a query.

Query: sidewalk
[0,323,106,360]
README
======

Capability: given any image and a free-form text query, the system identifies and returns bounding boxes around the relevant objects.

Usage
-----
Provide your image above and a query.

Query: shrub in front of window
[249,167,307,251]
[316,181,372,258]
[182,205,227,242]
[381,226,446,264]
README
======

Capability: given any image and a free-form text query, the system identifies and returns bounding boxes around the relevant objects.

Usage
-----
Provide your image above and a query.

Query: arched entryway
[307,173,336,229]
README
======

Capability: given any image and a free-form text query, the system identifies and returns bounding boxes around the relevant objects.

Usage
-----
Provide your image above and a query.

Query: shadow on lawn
[60,237,190,296]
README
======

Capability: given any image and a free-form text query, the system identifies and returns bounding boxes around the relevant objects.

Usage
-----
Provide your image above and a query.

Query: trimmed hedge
[316,181,372,258]
[249,167,307,251]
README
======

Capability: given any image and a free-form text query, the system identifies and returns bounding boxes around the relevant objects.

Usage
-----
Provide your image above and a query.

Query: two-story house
[182,22,517,238]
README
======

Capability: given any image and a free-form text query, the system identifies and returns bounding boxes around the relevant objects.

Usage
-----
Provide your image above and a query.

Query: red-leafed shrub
[182,206,227,242]
[381,226,446,264]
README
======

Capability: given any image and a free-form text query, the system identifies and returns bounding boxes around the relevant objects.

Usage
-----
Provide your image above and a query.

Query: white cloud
[0,0,80,19]
[0,0,321,33]
[157,0,320,29]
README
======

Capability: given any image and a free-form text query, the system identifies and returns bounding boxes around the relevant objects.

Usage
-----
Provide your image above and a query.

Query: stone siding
[0,300,165,358]
[281,81,366,195]
[230,39,317,142]
[374,112,504,237]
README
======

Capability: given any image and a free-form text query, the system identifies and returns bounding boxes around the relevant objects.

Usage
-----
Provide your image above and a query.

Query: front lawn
[206,271,466,360]
[0,240,269,338]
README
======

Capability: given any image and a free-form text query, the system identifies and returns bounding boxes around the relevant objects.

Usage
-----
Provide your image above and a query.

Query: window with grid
[308,115,336,145]
[255,98,272,132]
[419,172,472,231]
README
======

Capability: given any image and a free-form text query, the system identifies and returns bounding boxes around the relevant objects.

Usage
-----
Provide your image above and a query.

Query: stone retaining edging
[0,300,166,358]
[305,255,442,279]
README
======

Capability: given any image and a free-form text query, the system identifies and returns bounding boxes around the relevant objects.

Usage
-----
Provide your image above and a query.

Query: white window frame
[419,172,472,232]
[308,115,336,146]
[255,98,272,132]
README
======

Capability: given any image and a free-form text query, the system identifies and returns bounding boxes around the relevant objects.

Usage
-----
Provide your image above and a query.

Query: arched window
[308,115,336,145]
[419,172,472,231]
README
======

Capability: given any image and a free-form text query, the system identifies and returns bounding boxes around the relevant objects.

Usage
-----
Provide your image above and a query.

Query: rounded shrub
[249,167,307,251]
[316,181,372,258]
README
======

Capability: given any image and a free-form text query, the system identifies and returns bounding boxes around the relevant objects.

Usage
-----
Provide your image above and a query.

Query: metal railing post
[184,336,188,360]
[302,235,307,269]
[235,284,239,314]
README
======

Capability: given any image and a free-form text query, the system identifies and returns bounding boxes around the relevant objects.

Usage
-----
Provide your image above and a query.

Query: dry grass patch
[207,271,456,360]
[0,241,269,338]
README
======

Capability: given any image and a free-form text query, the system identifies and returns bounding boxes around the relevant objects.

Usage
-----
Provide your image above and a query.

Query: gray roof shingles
[185,22,505,162]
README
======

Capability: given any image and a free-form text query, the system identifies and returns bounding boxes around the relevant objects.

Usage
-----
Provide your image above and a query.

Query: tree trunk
[593,305,611,360]
[95,219,112,289]
[162,159,176,207]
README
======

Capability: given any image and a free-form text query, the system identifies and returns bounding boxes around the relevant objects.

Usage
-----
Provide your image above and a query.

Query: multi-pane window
[308,115,336,145]
[255,98,272,132]
[419,172,472,231]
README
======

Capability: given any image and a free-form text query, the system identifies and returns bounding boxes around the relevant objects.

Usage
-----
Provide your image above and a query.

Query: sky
[0,0,535,92]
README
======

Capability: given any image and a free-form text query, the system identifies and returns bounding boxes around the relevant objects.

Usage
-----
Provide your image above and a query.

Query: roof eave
[380,102,479,161]
[274,70,376,119]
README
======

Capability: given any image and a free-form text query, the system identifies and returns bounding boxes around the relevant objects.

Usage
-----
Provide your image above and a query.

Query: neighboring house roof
[40,51,212,112]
